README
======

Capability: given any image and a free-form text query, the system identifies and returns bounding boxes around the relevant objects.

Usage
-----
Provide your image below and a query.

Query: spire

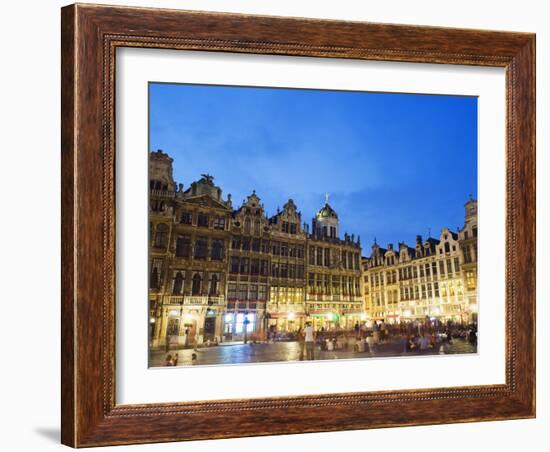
[325,192,329,204]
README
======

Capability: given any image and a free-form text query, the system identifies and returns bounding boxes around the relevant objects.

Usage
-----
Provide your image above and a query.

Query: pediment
[182,195,230,210]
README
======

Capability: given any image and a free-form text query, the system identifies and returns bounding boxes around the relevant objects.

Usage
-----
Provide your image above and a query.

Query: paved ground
[150,338,477,367]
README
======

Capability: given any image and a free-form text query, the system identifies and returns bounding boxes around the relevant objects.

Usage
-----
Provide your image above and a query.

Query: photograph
[147,83,479,367]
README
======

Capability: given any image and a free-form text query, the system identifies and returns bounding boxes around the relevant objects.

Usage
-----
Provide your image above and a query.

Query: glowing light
[325,312,334,321]
[224,313,233,322]
[288,312,295,321]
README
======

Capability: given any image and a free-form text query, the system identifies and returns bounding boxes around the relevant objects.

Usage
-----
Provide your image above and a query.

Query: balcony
[150,189,175,198]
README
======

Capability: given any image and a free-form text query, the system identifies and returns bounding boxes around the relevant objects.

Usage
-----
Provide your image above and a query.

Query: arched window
[254,219,260,236]
[210,274,219,295]
[154,223,169,248]
[172,271,184,294]
[244,217,251,235]
[192,273,202,295]
[444,242,450,253]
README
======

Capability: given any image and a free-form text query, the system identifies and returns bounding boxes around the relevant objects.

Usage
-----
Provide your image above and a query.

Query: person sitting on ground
[407,336,417,351]
[419,334,430,352]
[165,354,173,366]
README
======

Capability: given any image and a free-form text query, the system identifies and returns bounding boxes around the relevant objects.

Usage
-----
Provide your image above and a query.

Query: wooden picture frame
[61,3,535,447]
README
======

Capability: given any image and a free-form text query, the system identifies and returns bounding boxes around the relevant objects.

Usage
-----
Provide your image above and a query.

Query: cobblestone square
[150,337,476,367]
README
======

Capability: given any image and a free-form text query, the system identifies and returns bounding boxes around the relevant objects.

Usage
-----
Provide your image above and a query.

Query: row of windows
[231,237,305,257]
[170,272,220,296]
[174,236,224,260]
[306,303,361,310]
[229,257,270,276]
[271,263,305,279]
[308,247,360,270]
[269,286,304,303]
[240,217,265,236]
[368,258,461,286]
[371,281,464,305]
[281,221,298,234]
[229,257,307,280]
[307,273,361,295]
[368,241,464,268]
[227,283,268,301]
[179,212,226,229]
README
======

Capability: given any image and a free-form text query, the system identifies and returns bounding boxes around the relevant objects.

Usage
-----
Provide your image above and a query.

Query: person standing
[165,334,171,352]
[297,327,305,361]
[184,328,189,348]
[304,322,315,360]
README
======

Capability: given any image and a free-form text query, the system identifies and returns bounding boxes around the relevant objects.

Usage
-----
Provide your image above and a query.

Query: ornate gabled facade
[224,191,271,340]
[149,150,232,348]
[362,199,478,324]
[266,199,307,332]
[149,149,477,350]
[306,198,363,330]
[149,150,366,348]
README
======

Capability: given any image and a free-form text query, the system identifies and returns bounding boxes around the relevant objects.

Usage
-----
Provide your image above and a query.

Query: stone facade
[361,197,478,324]
[149,150,363,347]
[149,149,477,348]
[306,199,363,331]
[149,150,233,348]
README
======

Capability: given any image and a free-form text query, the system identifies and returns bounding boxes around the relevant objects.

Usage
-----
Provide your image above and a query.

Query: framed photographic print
[61,3,536,447]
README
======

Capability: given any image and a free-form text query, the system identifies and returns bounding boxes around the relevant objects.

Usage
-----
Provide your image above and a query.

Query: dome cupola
[313,193,339,239]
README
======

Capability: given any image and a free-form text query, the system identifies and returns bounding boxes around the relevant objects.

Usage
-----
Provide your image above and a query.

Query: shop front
[267,311,305,334]
[223,310,266,342]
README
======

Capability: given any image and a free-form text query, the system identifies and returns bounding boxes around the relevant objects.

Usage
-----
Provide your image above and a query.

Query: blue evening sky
[149,83,477,254]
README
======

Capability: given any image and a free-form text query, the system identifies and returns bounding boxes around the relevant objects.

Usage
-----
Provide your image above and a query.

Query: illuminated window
[235,313,255,333]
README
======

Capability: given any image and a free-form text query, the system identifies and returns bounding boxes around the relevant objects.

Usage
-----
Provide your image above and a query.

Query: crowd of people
[161,318,477,365]
[291,318,478,360]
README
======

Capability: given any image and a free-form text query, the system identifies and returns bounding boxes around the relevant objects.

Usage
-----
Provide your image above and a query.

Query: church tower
[312,194,339,239]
